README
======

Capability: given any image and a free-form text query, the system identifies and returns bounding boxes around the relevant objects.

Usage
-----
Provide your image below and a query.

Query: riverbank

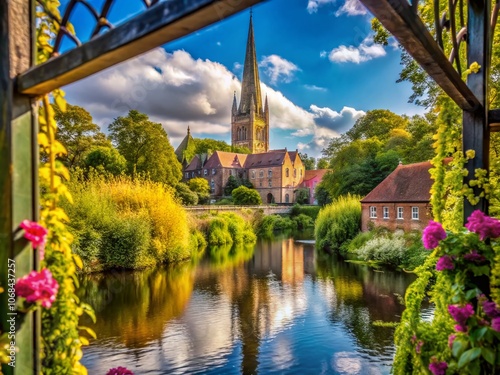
[63,176,261,272]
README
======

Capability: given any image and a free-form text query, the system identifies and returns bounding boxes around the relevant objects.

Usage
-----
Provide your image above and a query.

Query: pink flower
[492,318,500,332]
[482,300,500,319]
[448,334,456,349]
[436,255,454,271]
[463,250,486,264]
[106,368,134,375]
[415,340,424,354]
[422,221,447,249]
[465,210,500,240]
[15,268,59,308]
[20,220,48,250]
[429,360,448,375]
[448,304,475,332]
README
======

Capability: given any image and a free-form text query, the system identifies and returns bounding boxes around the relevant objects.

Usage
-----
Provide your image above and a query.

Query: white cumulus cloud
[259,54,301,85]
[335,0,367,16]
[328,35,386,63]
[307,0,335,14]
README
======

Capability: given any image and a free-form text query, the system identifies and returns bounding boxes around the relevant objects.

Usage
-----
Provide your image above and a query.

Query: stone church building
[176,14,306,204]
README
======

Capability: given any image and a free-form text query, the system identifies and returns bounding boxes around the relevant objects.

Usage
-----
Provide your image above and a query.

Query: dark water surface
[79,233,417,375]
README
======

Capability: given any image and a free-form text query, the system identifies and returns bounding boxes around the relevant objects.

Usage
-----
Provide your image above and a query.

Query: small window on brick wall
[397,207,403,219]
[370,206,377,218]
[383,207,389,219]
[412,207,419,220]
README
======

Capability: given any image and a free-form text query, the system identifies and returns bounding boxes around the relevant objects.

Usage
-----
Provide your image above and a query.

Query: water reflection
[79,235,416,374]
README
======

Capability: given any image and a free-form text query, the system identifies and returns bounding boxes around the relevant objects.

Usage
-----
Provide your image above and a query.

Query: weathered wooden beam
[488,109,500,132]
[18,0,263,96]
[359,0,480,111]
[462,0,490,218]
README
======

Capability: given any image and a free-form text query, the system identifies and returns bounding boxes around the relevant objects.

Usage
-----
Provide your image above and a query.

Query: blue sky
[63,0,425,157]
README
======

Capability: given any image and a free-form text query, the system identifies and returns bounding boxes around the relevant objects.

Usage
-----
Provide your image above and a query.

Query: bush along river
[78,231,423,375]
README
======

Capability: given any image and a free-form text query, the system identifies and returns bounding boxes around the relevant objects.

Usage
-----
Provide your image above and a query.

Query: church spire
[238,12,263,115]
[232,91,238,115]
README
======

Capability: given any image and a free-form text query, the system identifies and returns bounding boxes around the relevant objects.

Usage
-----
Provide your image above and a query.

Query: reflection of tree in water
[77,263,194,348]
[315,253,416,357]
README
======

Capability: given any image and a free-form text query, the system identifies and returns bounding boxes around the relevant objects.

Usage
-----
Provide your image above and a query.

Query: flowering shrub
[393,210,500,374]
[15,268,59,309]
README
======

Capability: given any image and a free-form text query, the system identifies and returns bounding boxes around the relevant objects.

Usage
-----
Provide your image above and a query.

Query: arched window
[237,128,241,141]
[259,170,264,178]
[286,168,289,177]
[251,170,255,179]
[293,168,297,178]
[285,194,289,203]
[268,169,272,177]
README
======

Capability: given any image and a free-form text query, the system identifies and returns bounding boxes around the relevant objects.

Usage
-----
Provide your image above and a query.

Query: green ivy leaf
[458,347,482,368]
[465,288,478,300]
[481,347,495,365]
[470,326,487,342]
[452,339,467,358]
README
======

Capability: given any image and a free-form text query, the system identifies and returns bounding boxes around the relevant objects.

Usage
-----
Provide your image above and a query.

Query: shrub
[84,146,126,176]
[232,185,262,205]
[258,215,297,236]
[63,176,192,270]
[206,212,256,246]
[188,177,211,204]
[290,204,321,221]
[216,198,234,205]
[174,182,198,205]
[314,194,361,255]
[292,213,314,230]
[294,188,310,204]
[356,232,406,267]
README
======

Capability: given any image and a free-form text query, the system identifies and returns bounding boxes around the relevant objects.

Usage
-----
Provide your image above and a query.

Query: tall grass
[64,176,193,271]
[314,194,361,255]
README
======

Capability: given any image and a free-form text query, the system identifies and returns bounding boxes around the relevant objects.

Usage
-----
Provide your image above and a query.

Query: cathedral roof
[238,14,263,115]
[244,150,289,168]
[174,127,195,165]
[204,151,248,169]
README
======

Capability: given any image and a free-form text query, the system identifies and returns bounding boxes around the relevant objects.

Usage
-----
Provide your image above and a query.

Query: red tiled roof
[303,169,330,182]
[185,155,202,171]
[361,161,436,203]
[244,150,288,168]
[204,151,248,169]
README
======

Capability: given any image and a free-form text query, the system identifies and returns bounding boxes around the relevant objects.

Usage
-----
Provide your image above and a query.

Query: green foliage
[292,214,314,230]
[317,158,329,169]
[53,103,110,168]
[299,152,316,170]
[258,215,297,237]
[314,194,361,255]
[290,204,321,221]
[216,198,234,205]
[224,175,240,196]
[188,177,211,204]
[205,212,256,246]
[346,109,409,142]
[294,188,310,204]
[232,185,262,205]
[108,110,182,185]
[194,138,251,155]
[174,182,198,206]
[84,146,126,176]
[63,176,193,271]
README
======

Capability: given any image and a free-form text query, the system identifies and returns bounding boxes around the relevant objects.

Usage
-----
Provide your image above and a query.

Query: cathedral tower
[231,13,269,153]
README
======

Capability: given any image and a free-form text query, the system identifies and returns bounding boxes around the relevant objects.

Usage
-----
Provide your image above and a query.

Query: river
[78,232,419,374]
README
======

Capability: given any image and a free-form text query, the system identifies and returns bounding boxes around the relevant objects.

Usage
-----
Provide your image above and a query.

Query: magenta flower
[448,304,475,332]
[465,210,500,240]
[106,368,134,375]
[448,334,456,349]
[482,300,500,319]
[463,250,486,264]
[422,221,447,249]
[415,340,424,354]
[429,360,448,375]
[20,220,47,250]
[492,318,500,332]
[15,268,59,308]
[436,255,454,271]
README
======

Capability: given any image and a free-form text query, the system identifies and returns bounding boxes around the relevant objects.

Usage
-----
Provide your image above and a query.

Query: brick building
[361,161,435,232]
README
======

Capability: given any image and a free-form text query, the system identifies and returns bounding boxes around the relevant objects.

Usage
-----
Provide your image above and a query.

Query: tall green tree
[108,110,182,185]
[299,153,316,170]
[84,146,126,176]
[188,177,211,204]
[54,104,110,168]
[194,138,251,155]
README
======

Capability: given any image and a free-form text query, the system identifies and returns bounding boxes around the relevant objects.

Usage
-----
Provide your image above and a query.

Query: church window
[268,169,272,177]
[294,169,297,178]
[268,180,272,187]
[259,181,262,187]
[251,170,255,179]
[285,194,289,203]
[211,179,215,193]
[286,168,289,177]
[191,172,195,178]
[204,169,208,176]
[212,169,216,175]
[259,170,264,178]
[300,169,303,177]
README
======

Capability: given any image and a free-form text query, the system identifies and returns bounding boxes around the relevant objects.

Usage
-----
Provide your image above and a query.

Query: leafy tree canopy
[188,177,211,204]
[108,110,182,186]
[84,146,126,176]
[299,153,316,170]
[54,104,110,168]
[193,138,251,155]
